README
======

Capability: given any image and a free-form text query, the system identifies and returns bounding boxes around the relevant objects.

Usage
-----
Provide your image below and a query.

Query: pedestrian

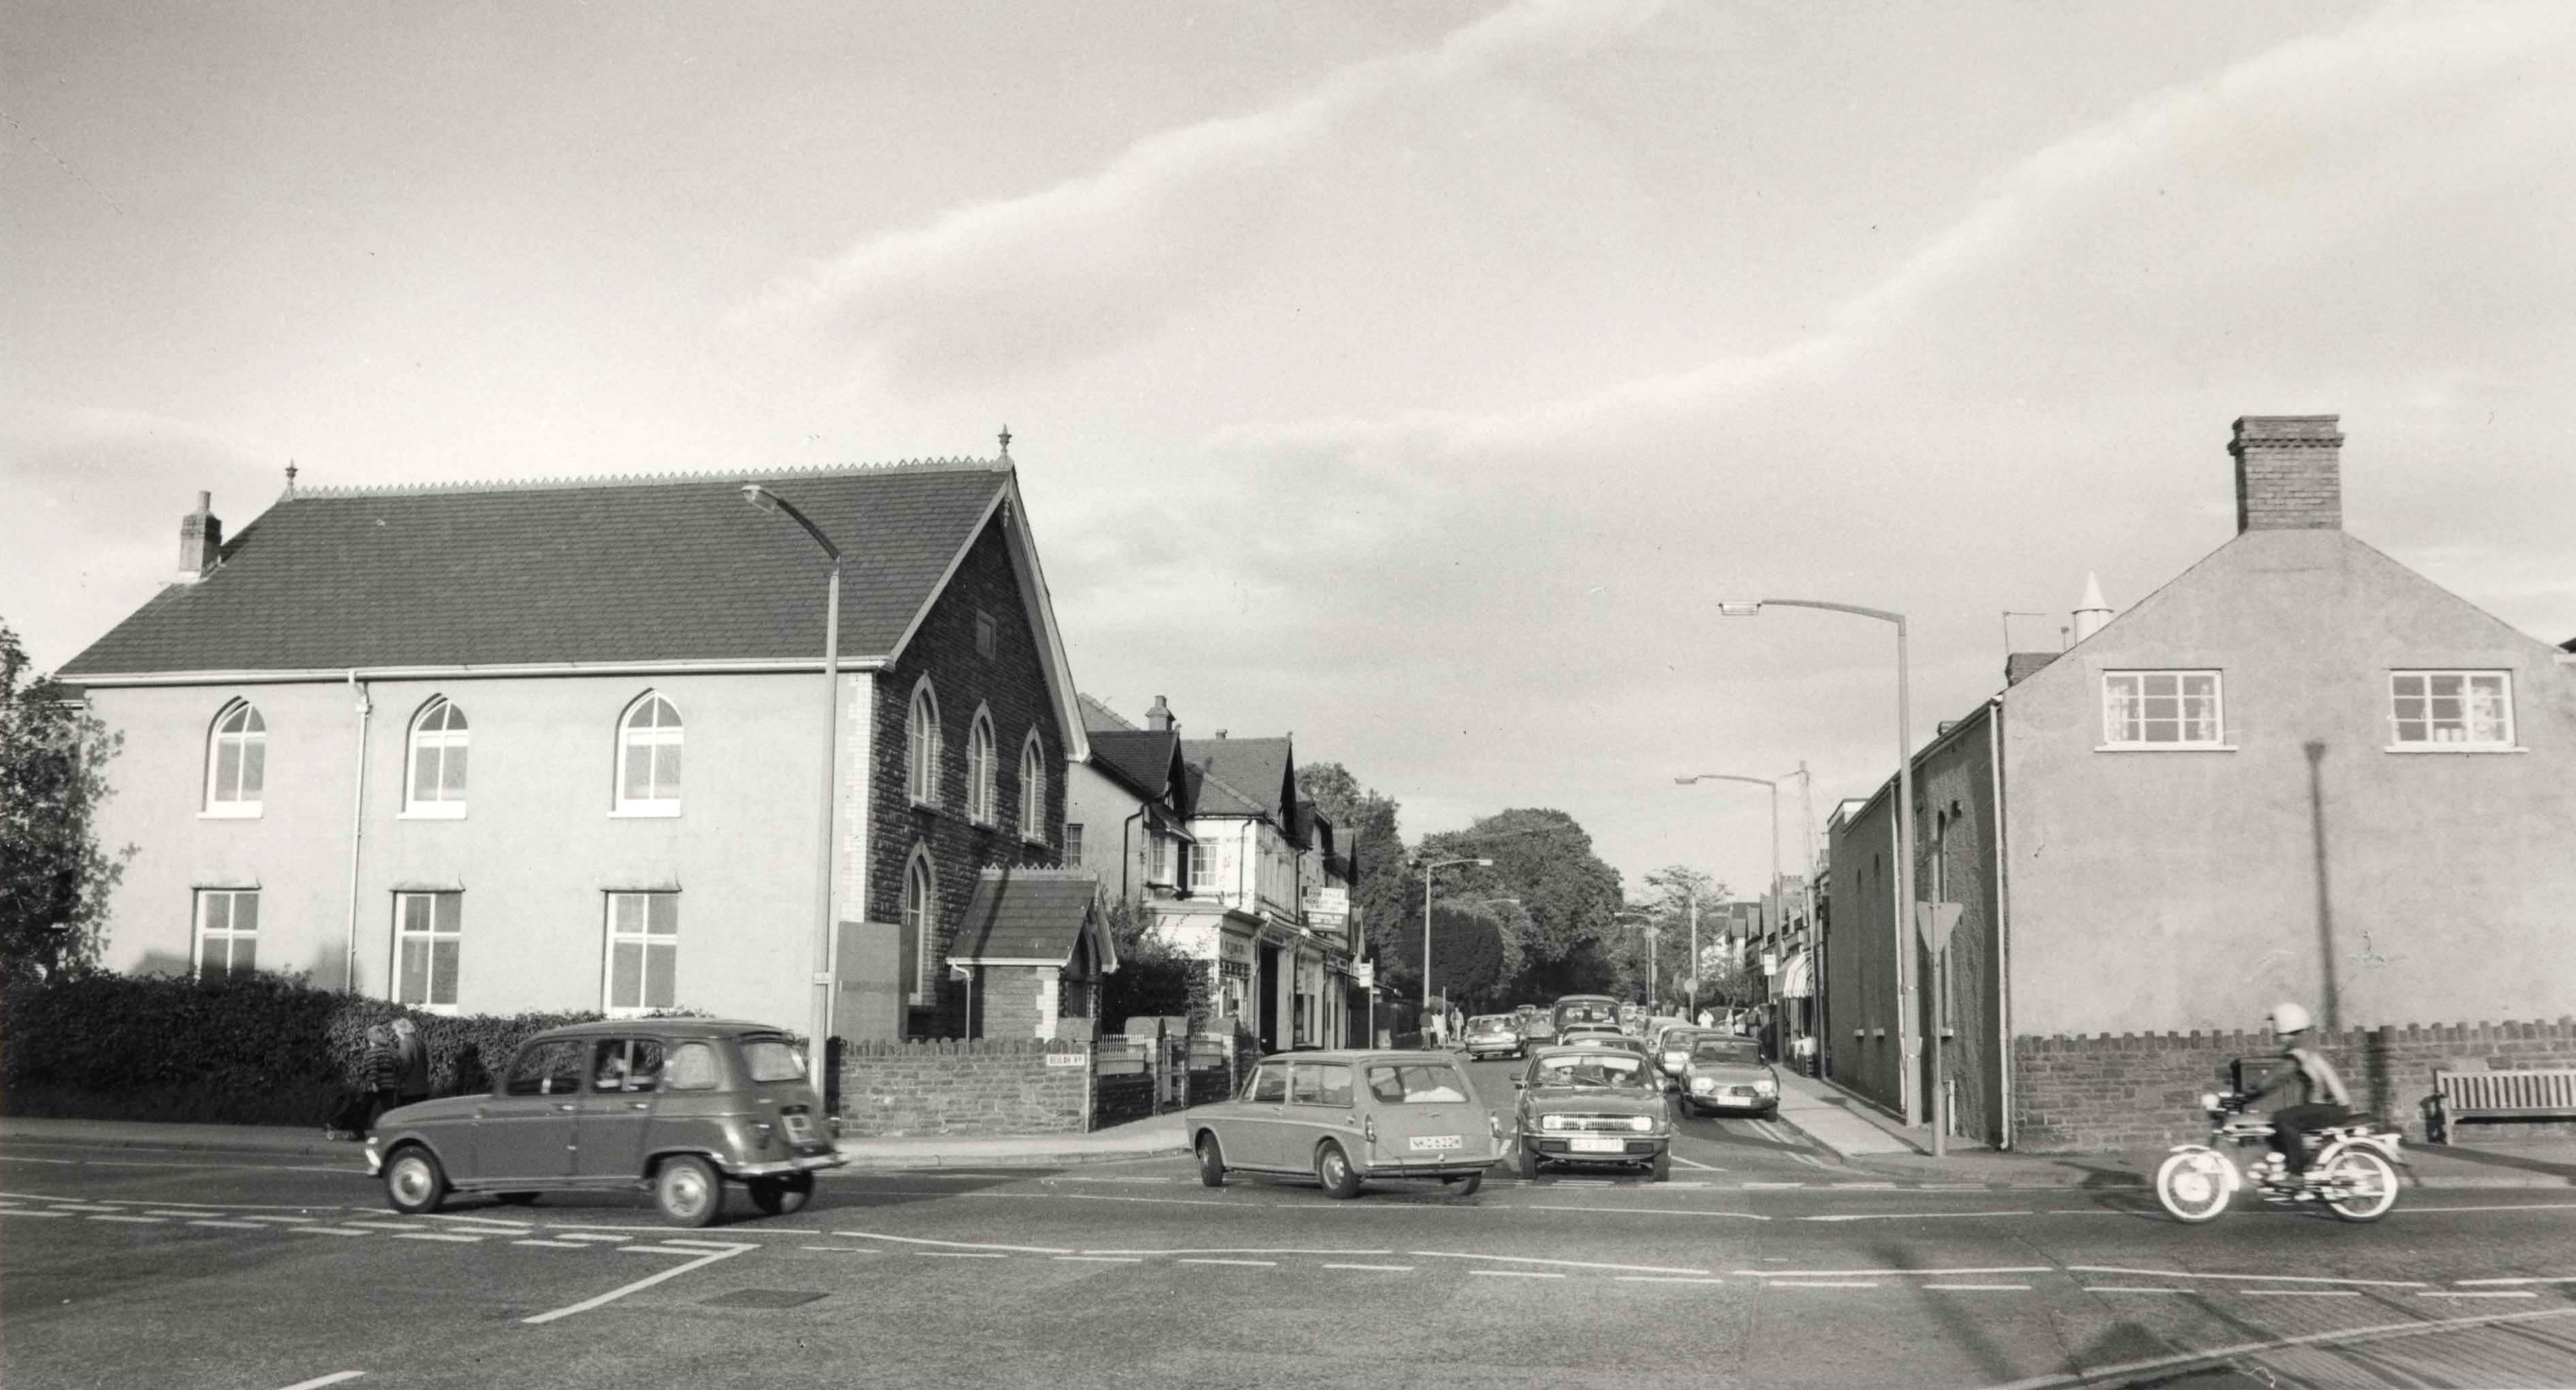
[1757,1009,1780,1064]
[360,1022,398,1135]
[390,1017,431,1107]
[1696,1006,1714,1029]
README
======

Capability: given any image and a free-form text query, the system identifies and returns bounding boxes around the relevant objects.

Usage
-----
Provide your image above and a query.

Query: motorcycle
[2154,1088,2407,1224]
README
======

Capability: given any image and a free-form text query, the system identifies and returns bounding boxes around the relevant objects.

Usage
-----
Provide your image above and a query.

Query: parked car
[1511,1045,1671,1181]
[1462,1014,1525,1061]
[1677,1034,1781,1119]
[1191,1051,1501,1198]
[365,1019,844,1227]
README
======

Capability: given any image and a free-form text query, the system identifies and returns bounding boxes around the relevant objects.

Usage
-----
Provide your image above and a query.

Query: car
[1650,1024,1710,1086]
[1520,1013,1560,1046]
[365,1019,845,1227]
[1510,1045,1672,1181]
[1556,1022,1633,1048]
[1190,1050,1503,1199]
[1462,1013,1525,1060]
[1550,994,1622,1037]
[1677,1033,1781,1118]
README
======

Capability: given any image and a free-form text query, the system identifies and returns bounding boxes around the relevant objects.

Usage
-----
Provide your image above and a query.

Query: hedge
[0,971,655,1127]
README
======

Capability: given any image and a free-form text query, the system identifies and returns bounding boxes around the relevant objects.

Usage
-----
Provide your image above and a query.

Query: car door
[571,1037,663,1183]
[1286,1062,1359,1172]
[473,1038,585,1183]
[1230,1062,1293,1170]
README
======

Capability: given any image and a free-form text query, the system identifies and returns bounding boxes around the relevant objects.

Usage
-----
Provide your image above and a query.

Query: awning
[1777,950,1813,999]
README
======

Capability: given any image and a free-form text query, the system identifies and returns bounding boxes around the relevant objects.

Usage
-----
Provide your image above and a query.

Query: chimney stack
[2072,572,2113,643]
[1145,695,1175,734]
[178,492,222,583]
[2230,415,2343,533]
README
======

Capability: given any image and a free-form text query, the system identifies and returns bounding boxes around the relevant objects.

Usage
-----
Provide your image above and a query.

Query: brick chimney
[1145,695,1176,734]
[2230,415,2343,532]
[178,492,222,583]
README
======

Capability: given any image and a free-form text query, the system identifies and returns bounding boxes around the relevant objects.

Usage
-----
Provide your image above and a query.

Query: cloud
[735,0,1667,388]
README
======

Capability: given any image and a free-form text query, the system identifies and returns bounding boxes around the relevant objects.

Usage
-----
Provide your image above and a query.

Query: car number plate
[782,1115,814,1142]
[1569,1136,1626,1154]
[1409,1135,1462,1151]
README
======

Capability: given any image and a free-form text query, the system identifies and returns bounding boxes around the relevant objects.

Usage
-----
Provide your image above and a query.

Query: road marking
[2405,1202,2576,1215]
[273,1373,365,1390]
[799,1246,880,1253]
[48,1204,126,1213]
[2456,1276,2576,1286]
[2245,1289,2361,1298]
[1669,1153,1720,1170]
[288,1226,373,1238]
[1730,1266,2050,1278]
[2068,1264,2427,1289]
[246,1215,321,1223]
[338,1221,423,1232]
[1831,1181,1899,1189]
[0,1209,71,1217]
[548,1233,637,1242]
[1073,1247,1393,1259]
[1972,1305,2576,1390]
[1769,1281,1879,1289]
[1176,1258,1276,1268]
[1469,1270,1564,1279]
[1741,1181,1804,1188]
[1411,1250,1714,1276]
[2417,1290,2539,1300]
[1518,1204,1769,1221]
[1926,1284,2032,1292]
[523,1241,753,1324]
[513,1240,588,1249]
[393,1232,484,1244]
[1322,1264,1414,1272]
[832,1229,1074,1255]
[188,1219,271,1230]
[2084,1287,2192,1295]
[919,1251,1008,1259]
[1801,1211,2032,1222]
[1053,1255,1143,1264]
[619,1244,720,1255]
[89,1215,169,1223]
[147,1209,214,1217]
[1617,1276,1728,1285]
[656,1239,741,1251]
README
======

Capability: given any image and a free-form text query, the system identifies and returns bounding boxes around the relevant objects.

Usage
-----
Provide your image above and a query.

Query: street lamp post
[1613,910,1658,1010]
[1675,768,1812,1052]
[1720,598,1922,1142]
[1421,855,1493,1041]
[741,484,842,1095]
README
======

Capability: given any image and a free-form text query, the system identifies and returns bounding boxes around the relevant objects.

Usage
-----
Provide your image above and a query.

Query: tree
[1628,864,1726,1013]
[1418,808,1624,1002]
[0,622,131,983]
[1381,900,1511,1010]
[1295,760,1407,964]
[1096,897,1207,1032]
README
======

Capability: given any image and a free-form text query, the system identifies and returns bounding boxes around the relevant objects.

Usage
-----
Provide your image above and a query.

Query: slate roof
[1182,736,1293,819]
[949,868,1107,966]
[1089,728,1184,802]
[63,460,1010,675]
[1078,694,1137,734]
[2004,651,2062,687]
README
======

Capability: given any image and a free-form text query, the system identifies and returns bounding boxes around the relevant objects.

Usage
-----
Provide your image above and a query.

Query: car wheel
[1648,1150,1671,1183]
[383,1145,448,1215]
[1197,1133,1227,1189]
[748,1172,814,1217]
[1316,1141,1362,1200]
[654,1155,724,1227]
[492,1191,540,1206]
[1514,1143,1539,1182]
[1445,1171,1484,1197]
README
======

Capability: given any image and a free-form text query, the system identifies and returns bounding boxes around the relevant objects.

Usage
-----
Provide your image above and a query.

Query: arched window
[205,700,266,815]
[406,696,469,815]
[906,679,942,807]
[966,707,997,824]
[1019,730,1046,843]
[617,692,683,814]
[902,848,937,1006]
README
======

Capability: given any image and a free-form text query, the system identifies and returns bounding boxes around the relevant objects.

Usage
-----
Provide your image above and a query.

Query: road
[7,1054,2575,1390]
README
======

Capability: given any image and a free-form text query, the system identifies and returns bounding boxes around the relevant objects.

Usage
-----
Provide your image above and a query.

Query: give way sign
[1915,902,1964,956]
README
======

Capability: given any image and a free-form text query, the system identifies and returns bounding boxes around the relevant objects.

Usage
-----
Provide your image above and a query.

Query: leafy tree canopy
[0,622,131,984]
[1418,808,1624,1002]
[1295,761,1407,963]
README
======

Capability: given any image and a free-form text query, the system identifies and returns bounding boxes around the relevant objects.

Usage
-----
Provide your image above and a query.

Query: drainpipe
[1118,806,1148,904]
[344,671,371,994]
[1988,696,2013,1149]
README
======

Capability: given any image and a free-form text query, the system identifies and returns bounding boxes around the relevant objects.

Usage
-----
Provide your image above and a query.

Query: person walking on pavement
[389,1017,431,1107]
[359,1023,399,1136]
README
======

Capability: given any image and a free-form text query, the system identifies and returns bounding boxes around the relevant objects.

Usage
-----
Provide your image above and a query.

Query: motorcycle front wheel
[2155,1149,2235,1223]
[2321,1148,2401,1223]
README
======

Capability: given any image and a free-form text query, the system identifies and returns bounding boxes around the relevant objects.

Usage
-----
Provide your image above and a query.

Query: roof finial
[283,460,299,498]
[997,424,1011,460]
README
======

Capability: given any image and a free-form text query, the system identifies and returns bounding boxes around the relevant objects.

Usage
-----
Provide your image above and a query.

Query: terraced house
[58,452,1091,1045]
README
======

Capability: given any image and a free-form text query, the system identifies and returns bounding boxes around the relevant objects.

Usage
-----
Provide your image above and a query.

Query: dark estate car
[1191,1050,1503,1198]
[1511,1044,1672,1181]
[365,1019,844,1226]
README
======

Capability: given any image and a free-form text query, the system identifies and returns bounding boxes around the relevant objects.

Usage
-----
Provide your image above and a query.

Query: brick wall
[866,510,1069,1038]
[1094,1071,1155,1128]
[837,1038,1088,1136]
[2012,1018,2576,1152]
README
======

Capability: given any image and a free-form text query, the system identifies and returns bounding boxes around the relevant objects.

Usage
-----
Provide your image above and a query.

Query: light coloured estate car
[1462,1014,1525,1061]
[366,1019,843,1227]
[1192,1051,1503,1198]
[1677,1034,1780,1118]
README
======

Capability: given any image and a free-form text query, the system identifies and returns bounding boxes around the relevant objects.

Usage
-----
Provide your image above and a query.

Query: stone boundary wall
[2013,1018,2576,1152]
[1094,1071,1155,1129]
[837,1038,1088,1136]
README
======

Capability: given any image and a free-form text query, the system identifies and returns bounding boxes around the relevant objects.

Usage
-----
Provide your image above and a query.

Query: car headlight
[2198,1091,2221,1112]
[1690,1077,1716,1094]
[1754,1079,1777,1094]
[1541,1114,1567,1132]
[1628,1115,1652,1132]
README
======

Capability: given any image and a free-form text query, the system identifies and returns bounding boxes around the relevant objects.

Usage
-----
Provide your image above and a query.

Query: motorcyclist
[2243,1002,2353,1183]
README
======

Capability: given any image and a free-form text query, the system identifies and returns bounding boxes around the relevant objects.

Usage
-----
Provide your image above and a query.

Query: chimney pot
[178,494,224,583]
[2229,415,2343,533]
[1145,695,1175,734]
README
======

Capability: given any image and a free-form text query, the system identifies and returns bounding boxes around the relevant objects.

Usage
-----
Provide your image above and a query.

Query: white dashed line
[337,1221,423,1232]
[2245,1289,2361,1298]
[1616,1276,1728,1285]
[2456,1276,2576,1287]
[393,1232,484,1244]
[1770,1281,1879,1289]
[1470,1270,1564,1279]
[273,1372,365,1390]
[1742,1181,1805,1189]
[0,1209,71,1218]
[189,1220,271,1230]
[656,1239,741,1251]
[146,1209,214,1217]
[246,1215,321,1223]
[1926,1284,2031,1292]
[619,1244,719,1256]
[2085,1287,2192,1295]
[2418,1291,2539,1300]
[1054,1255,1143,1264]
[513,1240,587,1249]
[919,1251,1008,1259]
[289,1226,373,1238]
[1176,1258,1275,1268]
[1668,1153,1720,1171]
[832,1229,1073,1255]
[1801,1211,2032,1223]
[800,1246,880,1253]
[1411,1250,1714,1276]
[1322,1264,1414,1272]
[1733,1266,2050,1278]
[2069,1265,2426,1289]
[89,1215,169,1224]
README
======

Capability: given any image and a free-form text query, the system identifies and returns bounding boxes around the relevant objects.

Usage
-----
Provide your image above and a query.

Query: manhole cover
[702,1289,828,1310]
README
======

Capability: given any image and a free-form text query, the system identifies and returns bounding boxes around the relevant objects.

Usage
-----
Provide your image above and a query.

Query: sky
[7,1,2573,900]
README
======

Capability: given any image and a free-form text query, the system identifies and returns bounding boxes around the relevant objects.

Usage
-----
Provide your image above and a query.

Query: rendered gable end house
[1824,416,2576,1150]
[60,455,1091,1044]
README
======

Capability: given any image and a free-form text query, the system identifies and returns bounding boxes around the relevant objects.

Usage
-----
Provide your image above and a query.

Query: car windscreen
[741,1038,806,1083]
[1365,1063,1471,1103]
[1693,1040,1761,1065]
[1555,1001,1618,1027]
[1531,1053,1649,1087]
[1470,1016,1513,1030]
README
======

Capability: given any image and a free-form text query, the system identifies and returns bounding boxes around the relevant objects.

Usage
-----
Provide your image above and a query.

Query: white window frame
[194,889,259,979]
[966,707,997,825]
[614,692,683,816]
[903,848,937,1006]
[2098,670,2230,751]
[906,678,943,808]
[1189,841,1217,898]
[2387,670,2519,751]
[403,695,469,817]
[1064,823,1084,868]
[603,891,680,1016]
[203,699,265,817]
[1018,730,1047,843]
[392,891,463,1014]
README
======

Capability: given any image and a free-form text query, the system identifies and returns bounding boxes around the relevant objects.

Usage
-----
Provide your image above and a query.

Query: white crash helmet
[2269,1002,2313,1036]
